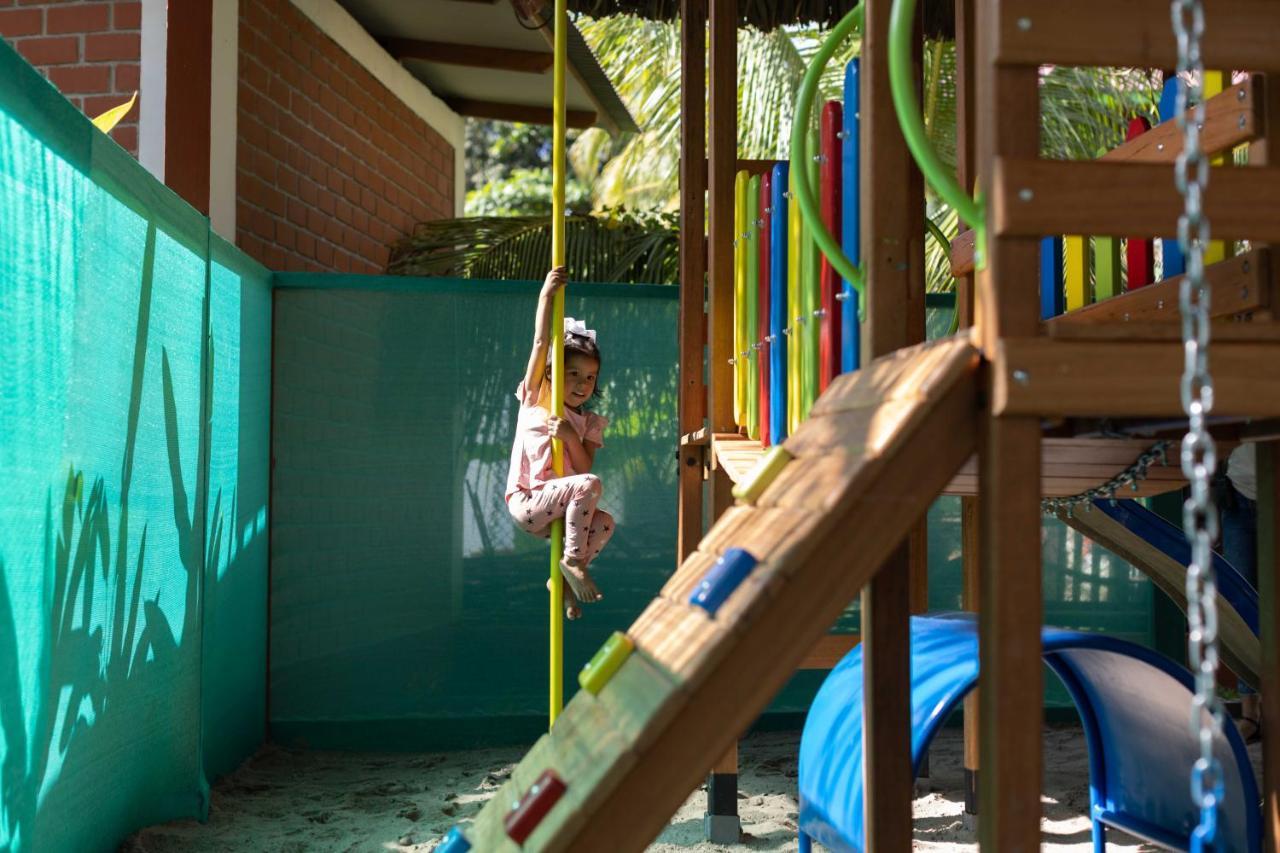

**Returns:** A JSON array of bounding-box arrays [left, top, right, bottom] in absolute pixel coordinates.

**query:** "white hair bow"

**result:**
[[564, 317, 596, 343], [547, 317, 597, 363]]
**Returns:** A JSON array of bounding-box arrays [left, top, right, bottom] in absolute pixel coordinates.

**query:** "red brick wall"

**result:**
[[237, 0, 455, 274], [0, 1, 141, 154]]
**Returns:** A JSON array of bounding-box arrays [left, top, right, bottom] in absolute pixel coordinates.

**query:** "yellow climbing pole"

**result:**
[[548, 0, 568, 729]]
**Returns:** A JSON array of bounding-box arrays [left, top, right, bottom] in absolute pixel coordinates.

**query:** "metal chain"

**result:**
[[1041, 442, 1171, 517], [1172, 2, 1223, 848]]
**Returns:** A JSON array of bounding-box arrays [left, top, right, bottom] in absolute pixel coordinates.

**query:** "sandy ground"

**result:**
[[123, 725, 1263, 852]]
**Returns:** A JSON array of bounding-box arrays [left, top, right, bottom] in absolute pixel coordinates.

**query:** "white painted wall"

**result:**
[[209, 0, 239, 240], [138, 0, 167, 180]]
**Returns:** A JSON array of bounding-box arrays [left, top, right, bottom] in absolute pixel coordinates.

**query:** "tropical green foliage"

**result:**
[[388, 209, 679, 283], [425, 19, 1164, 289], [464, 121, 593, 215]]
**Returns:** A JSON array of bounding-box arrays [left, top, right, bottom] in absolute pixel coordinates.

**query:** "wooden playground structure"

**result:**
[[456, 0, 1280, 849]]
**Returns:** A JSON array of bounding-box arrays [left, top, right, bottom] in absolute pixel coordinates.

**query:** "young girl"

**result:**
[[506, 266, 613, 619]]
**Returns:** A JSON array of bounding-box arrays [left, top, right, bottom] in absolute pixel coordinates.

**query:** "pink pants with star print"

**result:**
[[508, 474, 614, 566]]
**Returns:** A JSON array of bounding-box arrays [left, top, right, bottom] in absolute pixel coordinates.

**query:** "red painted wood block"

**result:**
[[819, 100, 842, 389], [1124, 116, 1155, 290], [503, 769, 567, 844]]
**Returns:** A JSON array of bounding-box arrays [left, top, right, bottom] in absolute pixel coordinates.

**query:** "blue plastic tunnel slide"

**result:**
[[798, 615, 1260, 853]]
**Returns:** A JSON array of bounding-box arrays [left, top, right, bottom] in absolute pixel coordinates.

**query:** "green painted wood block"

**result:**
[[732, 445, 794, 504], [578, 631, 634, 695]]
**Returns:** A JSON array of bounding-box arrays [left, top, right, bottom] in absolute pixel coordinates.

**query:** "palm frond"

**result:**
[[388, 211, 680, 284]]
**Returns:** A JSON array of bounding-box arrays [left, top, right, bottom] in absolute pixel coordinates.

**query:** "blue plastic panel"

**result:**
[[1040, 235, 1064, 319], [840, 58, 861, 373], [770, 163, 790, 442]]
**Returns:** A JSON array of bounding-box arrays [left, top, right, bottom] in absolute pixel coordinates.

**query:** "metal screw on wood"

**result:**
[[1157, 143, 1165, 151], [1239, 87, 1248, 101], [1243, 260, 1251, 273], [1239, 114, 1248, 130], [1018, 188, 1034, 202], [1016, 16, 1032, 30], [1242, 286, 1250, 299], [1157, 300, 1164, 310], [1012, 369, 1030, 385]]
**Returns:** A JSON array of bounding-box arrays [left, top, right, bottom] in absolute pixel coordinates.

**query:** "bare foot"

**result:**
[[559, 557, 602, 603], [546, 578, 582, 620]]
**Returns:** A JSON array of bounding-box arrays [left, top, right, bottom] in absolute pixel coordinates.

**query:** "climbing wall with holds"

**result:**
[[450, 336, 982, 851]]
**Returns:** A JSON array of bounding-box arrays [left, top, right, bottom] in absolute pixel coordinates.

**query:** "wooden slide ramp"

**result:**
[[464, 337, 981, 852], [1059, 503, 1261, 689]]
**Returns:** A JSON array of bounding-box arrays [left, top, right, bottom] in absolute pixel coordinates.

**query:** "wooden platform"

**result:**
[[465, 337, 982, 851], [710, 420, 1186, 499]]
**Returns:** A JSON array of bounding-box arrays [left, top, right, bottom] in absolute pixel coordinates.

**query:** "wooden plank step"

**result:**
[[808, 336, 977, 416], [993, 0, 1280, 73], [1045, 248, 1270, 330], [628, 597, 730, 682], [758, 450, 865, 512], [710, 433, 765, 485], [993, 159, 1280, 244], [696, 505, 816, 561], [945, 437, 1187, 498], [994, 338, 1280, 418]]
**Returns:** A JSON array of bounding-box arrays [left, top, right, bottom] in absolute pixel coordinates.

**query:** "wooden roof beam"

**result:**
[[441, 97, 596, 127], [383, 37, 553, 73]]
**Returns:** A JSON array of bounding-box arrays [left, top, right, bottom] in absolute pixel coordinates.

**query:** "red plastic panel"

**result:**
[[1124, 116, 1155, 290], [819, 100, 843, 389], [759, 169, 772, 446]]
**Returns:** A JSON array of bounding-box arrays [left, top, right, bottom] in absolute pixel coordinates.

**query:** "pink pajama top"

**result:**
[[505, 380, 608, 502]]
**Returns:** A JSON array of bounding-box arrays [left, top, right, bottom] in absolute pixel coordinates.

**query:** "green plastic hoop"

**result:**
[[888, 0, 986, 266], [789, 2, 865, 318]]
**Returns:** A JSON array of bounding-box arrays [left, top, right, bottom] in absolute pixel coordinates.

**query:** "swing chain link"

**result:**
[[1172, 1, 1224, 847]]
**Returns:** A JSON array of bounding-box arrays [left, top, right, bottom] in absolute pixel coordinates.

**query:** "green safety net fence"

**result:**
[[0, 38, 271, 853], [268, 283, 1155, 749]]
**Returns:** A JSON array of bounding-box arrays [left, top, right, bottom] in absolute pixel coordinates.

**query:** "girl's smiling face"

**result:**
[[560, 353, 599, 407]]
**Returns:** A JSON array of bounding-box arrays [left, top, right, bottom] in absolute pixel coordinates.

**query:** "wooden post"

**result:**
[[1259, 441, 1280, 851], [704, 0, 739, 841], [976, 0, 1043, 849], [859, 0, 924, 846], [678, 0, 708, 564], [707, 0, 736, 441], [955, 0, 981, 817], [165, 0, 213, 214], [1254, 79, 1280, 851]]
